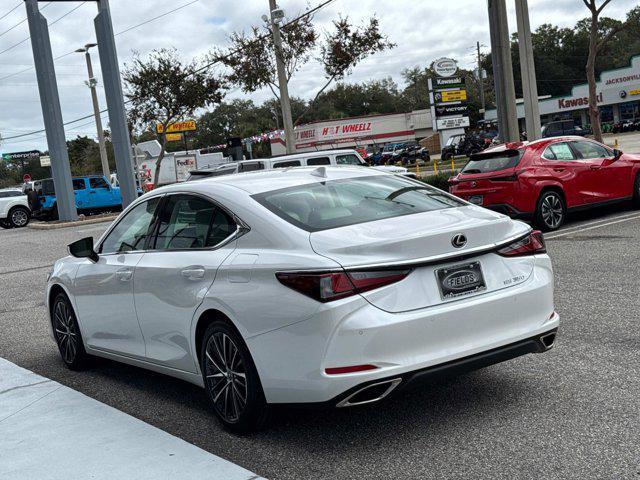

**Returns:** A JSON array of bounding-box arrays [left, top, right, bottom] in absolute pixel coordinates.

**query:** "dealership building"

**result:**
[[485, 55, 640, 127], [269, 109, 434, 156]]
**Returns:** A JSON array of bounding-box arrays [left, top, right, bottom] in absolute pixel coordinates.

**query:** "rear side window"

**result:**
[[306, 157, 330, 166], [273, 160, 301, 168], [462, 149, 523, 174], [543, 142, 575, 161], [72, 179, 86, 190], [253, 175, 463, 232]]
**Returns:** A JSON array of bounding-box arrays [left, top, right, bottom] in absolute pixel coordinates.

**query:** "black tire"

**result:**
[[200, 321, 268, 433], [8, 206, 30, 228], [51, 292, 90, 370], [442, 152, 453, 161], [0, 219, 13, 229], [534, 190, 566, 232], [633, 173, 640, 209], [48, 204, 59, 221]]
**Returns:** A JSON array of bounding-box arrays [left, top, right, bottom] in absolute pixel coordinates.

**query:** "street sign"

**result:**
[[435, 104, 469, 116], [40, 155, 51, 166], [1, 150, 40, 162], [436, 116, 470, 129], [433, 57, 458, 78], [165, 133, 183, 142], [156, 120, 196, 134], [23, 174, 32, 183], [436, 89, 468, 103], [434, 77, 465, 88]]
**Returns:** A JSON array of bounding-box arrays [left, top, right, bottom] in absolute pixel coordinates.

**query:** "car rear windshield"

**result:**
[[252, 175, 464, 232], [461, 149, 523, 174]]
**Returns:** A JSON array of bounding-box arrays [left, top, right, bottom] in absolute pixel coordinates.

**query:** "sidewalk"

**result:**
[[0, 358, 264, 480]]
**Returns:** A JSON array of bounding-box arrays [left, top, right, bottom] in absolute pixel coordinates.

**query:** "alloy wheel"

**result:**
[[541, 194, 563, 229], [11, 209, 28, 227], [204, 332, 248, 423], [53, 300, 78, 364]]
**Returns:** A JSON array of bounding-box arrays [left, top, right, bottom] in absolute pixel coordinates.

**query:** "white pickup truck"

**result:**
[[0, 188, 31, 228], [186, 149, 414, 181]]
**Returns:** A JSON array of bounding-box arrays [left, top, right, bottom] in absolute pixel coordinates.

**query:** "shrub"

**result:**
[[418, 172, 456, 192]]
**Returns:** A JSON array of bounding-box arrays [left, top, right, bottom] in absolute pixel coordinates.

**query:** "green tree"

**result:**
[[212, 13, 394, 126], [124, 48, 225, 186]]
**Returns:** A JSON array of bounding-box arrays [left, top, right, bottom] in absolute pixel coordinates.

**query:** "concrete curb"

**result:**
[[0, 358, 265, 480], [28, 214, 118, 230]]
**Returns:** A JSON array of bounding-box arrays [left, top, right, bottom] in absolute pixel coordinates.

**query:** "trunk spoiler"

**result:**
[[469, 149, 520, 161]]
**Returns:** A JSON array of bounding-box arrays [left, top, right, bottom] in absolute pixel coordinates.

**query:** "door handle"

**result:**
[[181, 266, 205, 280], [116, 268, 133, 282]]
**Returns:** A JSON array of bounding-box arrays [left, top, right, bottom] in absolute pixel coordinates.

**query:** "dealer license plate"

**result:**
[[435, 261, 486, 300]]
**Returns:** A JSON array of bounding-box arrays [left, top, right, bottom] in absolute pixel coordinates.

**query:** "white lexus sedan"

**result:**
[[46, 166, 559, 432]]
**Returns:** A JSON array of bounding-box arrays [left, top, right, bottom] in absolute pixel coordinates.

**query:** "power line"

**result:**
[[0, 2, 86, 57], [0, 0, 201, 82], [0, 0, 337, 142], [0, 2, 22, 22], [0, 2, 51, 39], [115, 0, 199, 37]]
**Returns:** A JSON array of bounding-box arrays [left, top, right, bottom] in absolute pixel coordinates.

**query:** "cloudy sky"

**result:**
[[0, 0, 636, 153]]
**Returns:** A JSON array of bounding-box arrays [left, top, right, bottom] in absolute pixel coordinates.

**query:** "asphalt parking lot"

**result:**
[[1, 205, 639, 479]]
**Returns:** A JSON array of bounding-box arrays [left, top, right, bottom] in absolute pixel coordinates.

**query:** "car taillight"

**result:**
[[497, 230, 546, 257], [275, 269, 411, 302]]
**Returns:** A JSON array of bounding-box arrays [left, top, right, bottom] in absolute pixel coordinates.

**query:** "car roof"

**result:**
[[177, 166, 387, 195]]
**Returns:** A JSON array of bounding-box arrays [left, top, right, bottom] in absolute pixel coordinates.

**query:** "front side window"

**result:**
[[571, 141, 611, 160], [253, 175, 464, 232], [89, 177, 109, 189], [153, 194, 236, 250], [336, 154, 364, 166], [306, 157, 330, 166], [100, 197, 160, 254], [543, 142, 575, 161]]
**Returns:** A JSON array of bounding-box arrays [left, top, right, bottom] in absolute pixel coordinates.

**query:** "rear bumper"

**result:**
[[296, 328, 558, 409], [249, 255, 558, 405], [483, 203, 533, 220]]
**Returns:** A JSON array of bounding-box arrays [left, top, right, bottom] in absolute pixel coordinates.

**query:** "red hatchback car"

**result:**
[[449, 136, 640, 231]]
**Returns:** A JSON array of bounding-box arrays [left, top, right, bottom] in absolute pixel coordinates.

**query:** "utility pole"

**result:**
[[95, 0, 137, 207], [24, 0, 77, 221], [477, 41, 486, 113], [515, 0, 541, 140], [76, 43, 110, 178], [267, 0, 296, 154], [487, 0, 519, 143]]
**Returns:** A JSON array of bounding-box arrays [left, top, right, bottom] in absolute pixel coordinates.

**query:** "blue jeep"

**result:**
[[35, 175, 139, 220]]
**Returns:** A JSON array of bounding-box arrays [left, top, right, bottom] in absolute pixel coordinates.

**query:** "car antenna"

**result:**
[[311, 166, 327, 178]]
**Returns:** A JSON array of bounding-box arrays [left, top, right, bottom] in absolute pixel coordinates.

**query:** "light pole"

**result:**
[[76, 43, 110, 178], [264, 1, 296, 154]]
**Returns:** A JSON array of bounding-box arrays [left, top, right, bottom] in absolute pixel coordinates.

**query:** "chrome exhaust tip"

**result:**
[[336, 378, 402, 408], [540, 332, 557, 350]]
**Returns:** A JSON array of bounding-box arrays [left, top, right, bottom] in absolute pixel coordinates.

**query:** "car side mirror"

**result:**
[[68, 237, 99, 263], [613, 148, 623, 161]]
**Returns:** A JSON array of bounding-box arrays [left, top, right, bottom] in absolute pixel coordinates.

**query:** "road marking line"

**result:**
[[0, 358, 264, 480], [547, 211, 640, 237], [547, 214, 640, 239]]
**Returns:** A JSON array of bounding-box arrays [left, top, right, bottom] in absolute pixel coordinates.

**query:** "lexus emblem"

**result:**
[[451, 234, 467, 248]]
